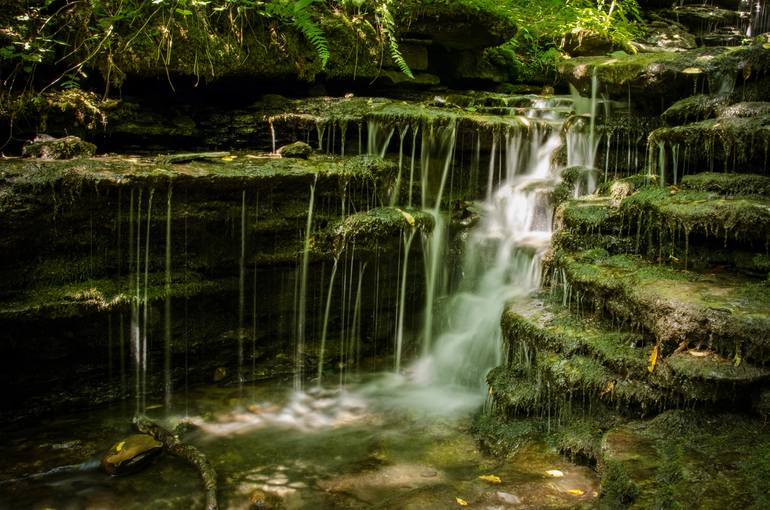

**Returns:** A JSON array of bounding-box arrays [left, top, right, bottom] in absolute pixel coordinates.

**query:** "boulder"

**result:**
[[22, 135, 96, 159], [277, 141, 312, 159], [101, 434, 163, 475], [562, 28, 616, 57]]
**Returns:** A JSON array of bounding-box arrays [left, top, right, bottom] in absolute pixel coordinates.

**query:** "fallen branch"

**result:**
[[134, 416, 218, 510]]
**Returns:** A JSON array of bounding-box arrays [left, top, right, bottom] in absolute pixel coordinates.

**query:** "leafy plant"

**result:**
[[374, 0, 413, 79]]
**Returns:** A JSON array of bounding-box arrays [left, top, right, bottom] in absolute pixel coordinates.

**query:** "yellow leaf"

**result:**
[[600, 380, 615, 397], [681, 67, 703, 74], [546, 469, 564, 477], [648, 344, 660, 373], [566, 489, 585, 496], [397, 208, 416, 226], [145, 404, 163, 410], [764, 43, 770, 49], [115, 441, 125, 452], [455, 497, 469, 506], [743, 65, 752, 81], [734, 352, 742, 367], [222, 155, 235, 161], [479, 474, 502, 484]]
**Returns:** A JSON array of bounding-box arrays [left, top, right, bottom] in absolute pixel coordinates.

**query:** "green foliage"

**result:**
[[268, 0, 330, 68], [374, 0, 414, 79]]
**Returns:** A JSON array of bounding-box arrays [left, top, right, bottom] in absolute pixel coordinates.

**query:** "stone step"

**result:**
[[555, 179, 770, 269], [649, 113, 770, 176], [0, 272, 237, 321], [551, 248, 770, 362], [679, 171, 770, 197], [498, 298, 768, 413], [558, 43, 770, 110]]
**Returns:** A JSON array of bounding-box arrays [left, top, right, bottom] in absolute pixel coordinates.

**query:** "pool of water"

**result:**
[[0, 373, 598, 509]]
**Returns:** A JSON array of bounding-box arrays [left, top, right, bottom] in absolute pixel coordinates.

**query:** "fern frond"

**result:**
[[376, 1, 413, 79], [291, 0, 329, 68]]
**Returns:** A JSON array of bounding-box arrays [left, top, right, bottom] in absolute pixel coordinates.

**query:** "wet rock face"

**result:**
[[22, 136, 96, 160], [101, 434, 162, 475]]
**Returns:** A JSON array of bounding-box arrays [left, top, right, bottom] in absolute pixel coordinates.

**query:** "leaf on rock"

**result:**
[[455, 497, 469, 506], [648, 343, 660, 373], [479, 474, 502, 484], [397, 208, 416, 226]]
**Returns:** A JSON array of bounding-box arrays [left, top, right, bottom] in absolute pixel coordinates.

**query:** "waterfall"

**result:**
[[294, 177, 317, 391], [415, 118, 563, 391]]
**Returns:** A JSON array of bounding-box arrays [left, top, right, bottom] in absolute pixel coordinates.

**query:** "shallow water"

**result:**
[[0, 374, 598, 509]]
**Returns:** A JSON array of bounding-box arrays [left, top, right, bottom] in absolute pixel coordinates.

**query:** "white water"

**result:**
[[413, 115, 564, 397]]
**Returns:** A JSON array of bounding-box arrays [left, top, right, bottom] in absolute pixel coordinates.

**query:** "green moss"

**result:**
[[620, 186, 770, 244], [661, 94, 729, 126], [649, 114, 770, 173], [552, 248, 770, 362], [559, 51, 680, 87], [600, 410, 770, 510], [503, 298, 649, 378], [680, 172, 770, 198], [557, 196, 613, 230], [0, 272, 233, 320], [325, 206, 435, 255]]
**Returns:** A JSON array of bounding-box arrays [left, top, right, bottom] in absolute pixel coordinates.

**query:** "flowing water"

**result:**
[[0, 93, 602, 509]]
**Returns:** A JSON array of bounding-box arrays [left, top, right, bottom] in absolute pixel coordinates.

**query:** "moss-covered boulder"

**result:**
[[22, 136, 97, 160]]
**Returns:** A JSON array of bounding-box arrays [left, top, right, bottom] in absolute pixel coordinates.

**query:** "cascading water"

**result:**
[[414, 107, 567, 396]]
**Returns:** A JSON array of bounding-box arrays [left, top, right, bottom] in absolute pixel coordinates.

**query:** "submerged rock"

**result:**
[[22, 136, 96, 160], [277, 141, 313, 159], [101, 434, 162, 475]]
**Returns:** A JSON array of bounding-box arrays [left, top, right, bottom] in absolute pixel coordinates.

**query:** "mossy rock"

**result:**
[[661, 94, 729, 126], [618, 186, 770, 246], [326, 207, 435, 255], [680, 172, 770, 197], [552, 248, 770, 363], [559, 43, 770, 107], [101, 434, 162, 476], [22, 136, 97, 160], [649, 114, 770, 175], [502, 298, 650, 379], [598, 410, 770, 509]]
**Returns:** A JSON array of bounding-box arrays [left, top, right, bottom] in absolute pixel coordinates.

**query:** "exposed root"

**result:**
[[134, 416, 218, 510]]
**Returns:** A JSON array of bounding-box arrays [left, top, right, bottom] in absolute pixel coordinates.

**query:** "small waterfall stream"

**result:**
[[414, 104, 573, 398]]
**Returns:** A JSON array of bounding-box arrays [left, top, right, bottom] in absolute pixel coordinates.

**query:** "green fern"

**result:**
[[375, 1, 413, 79], [291, 0, 330, 68]]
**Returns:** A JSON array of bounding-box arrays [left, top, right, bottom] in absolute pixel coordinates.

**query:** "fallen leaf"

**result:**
[[600, 380, 615, 397], [455, 497, 469, 506], [648, 343, 660, 373], [681, 67, 703, 74], [397, 208, 416, 226], [734, 352, 742, 367], [545, 469, 564, 477], [479, 474, 502, 484], [687, 349, 709, 357], [116, 441, 125, 452], [222, 155, 235, 161], [566, 489, 585, 496], [145, 404, 163, 410]]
